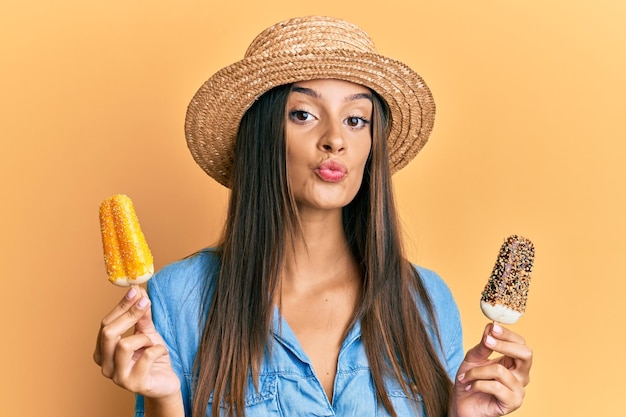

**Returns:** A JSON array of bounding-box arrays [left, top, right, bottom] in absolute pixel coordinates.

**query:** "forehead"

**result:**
[[289, 79, 372, 98]]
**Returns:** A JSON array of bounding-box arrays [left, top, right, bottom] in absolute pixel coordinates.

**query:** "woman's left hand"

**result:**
[[449, 322, 532, 417]]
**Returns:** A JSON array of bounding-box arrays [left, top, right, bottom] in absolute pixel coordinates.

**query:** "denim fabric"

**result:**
[[134, 248, 464, 416]]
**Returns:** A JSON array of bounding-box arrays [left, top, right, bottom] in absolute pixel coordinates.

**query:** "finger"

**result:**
[[101, 285, 142, 327], [462, 362, 521, 389], [94, 286, 141, 365], [100, 295, 152, 376], [127, 344, 170, 393], [467, 364, 526, 415], [470, 378, 525, 415], [111, 333, 155, 384], [491, 322, 526, 345], [460, 361, 525, 411], [488, 324, 533, 385], [133, 287, 158, 334]]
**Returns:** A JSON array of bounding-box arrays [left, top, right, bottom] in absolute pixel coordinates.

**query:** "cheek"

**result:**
[[285, 132, 310, 166], [286, 147, 304, 173], [285, 147, 311, 189], [351, 145, 371, 187], [356, 140, 372, 170]]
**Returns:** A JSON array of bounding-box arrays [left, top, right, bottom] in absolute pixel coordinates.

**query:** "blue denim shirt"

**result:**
[[134, 248, 464, 416]]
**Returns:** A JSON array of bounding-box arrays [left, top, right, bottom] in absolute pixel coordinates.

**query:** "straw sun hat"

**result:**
[[185, 15, 435, 188]]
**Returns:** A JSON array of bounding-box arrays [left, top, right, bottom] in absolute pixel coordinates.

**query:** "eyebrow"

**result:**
[[290, 86, 373, 103]]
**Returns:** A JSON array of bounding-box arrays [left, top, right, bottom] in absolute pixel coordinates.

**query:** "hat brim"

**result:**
[[185, 50, 435, 188]]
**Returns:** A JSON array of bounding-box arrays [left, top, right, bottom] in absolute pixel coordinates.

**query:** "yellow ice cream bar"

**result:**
[[99, 194, 154, 286]]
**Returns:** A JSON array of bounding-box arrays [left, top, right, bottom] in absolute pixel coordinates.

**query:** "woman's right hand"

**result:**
[[93, 285, 182, 404]]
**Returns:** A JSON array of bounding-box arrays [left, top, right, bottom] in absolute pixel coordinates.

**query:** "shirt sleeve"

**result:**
[[133, 394, 145, 417], [414, 266, 465, 380]]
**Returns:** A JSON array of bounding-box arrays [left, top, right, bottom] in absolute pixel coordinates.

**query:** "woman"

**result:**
[[94, 16, 532, 417]]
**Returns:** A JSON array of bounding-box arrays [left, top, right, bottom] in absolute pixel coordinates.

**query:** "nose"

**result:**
[[318, 120, 345, 153]]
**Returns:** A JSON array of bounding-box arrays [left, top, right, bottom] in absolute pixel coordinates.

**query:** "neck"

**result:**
[[281, 207, 356, 292]]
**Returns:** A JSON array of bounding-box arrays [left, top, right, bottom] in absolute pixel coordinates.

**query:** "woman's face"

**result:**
[[285, 79, 373, 214]]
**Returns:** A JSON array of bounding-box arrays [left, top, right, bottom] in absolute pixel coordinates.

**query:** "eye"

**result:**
[[345, 116, 370, 128], [289, 110, 314, 123]]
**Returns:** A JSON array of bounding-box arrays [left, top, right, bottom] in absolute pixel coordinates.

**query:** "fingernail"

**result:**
[[492, 323, 503, 335], [137, 297, 149, 309], [126, 287, 137, 300], [457, 373, 465, 382], [486, 335, 497, 347], [465, 384, 472, 392]]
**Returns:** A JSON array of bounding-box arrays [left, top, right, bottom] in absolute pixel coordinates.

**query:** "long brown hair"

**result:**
[[192, 83, 451, 417]]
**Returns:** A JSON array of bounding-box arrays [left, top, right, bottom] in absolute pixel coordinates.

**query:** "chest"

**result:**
[[201, 332, 425, 417], [279, 292, 356, 401]]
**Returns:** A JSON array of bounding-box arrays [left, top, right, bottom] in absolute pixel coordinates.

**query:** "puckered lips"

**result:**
[[315, 159, 347, 182]]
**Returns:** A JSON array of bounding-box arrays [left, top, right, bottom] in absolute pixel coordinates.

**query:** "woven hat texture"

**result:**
[[185, 15, 435, 187]]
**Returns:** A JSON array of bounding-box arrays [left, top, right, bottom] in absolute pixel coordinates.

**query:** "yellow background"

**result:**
[[2, 1, 624, 416]]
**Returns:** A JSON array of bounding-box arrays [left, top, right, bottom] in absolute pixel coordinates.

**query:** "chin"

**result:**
[[303, 194, 357, 211]]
